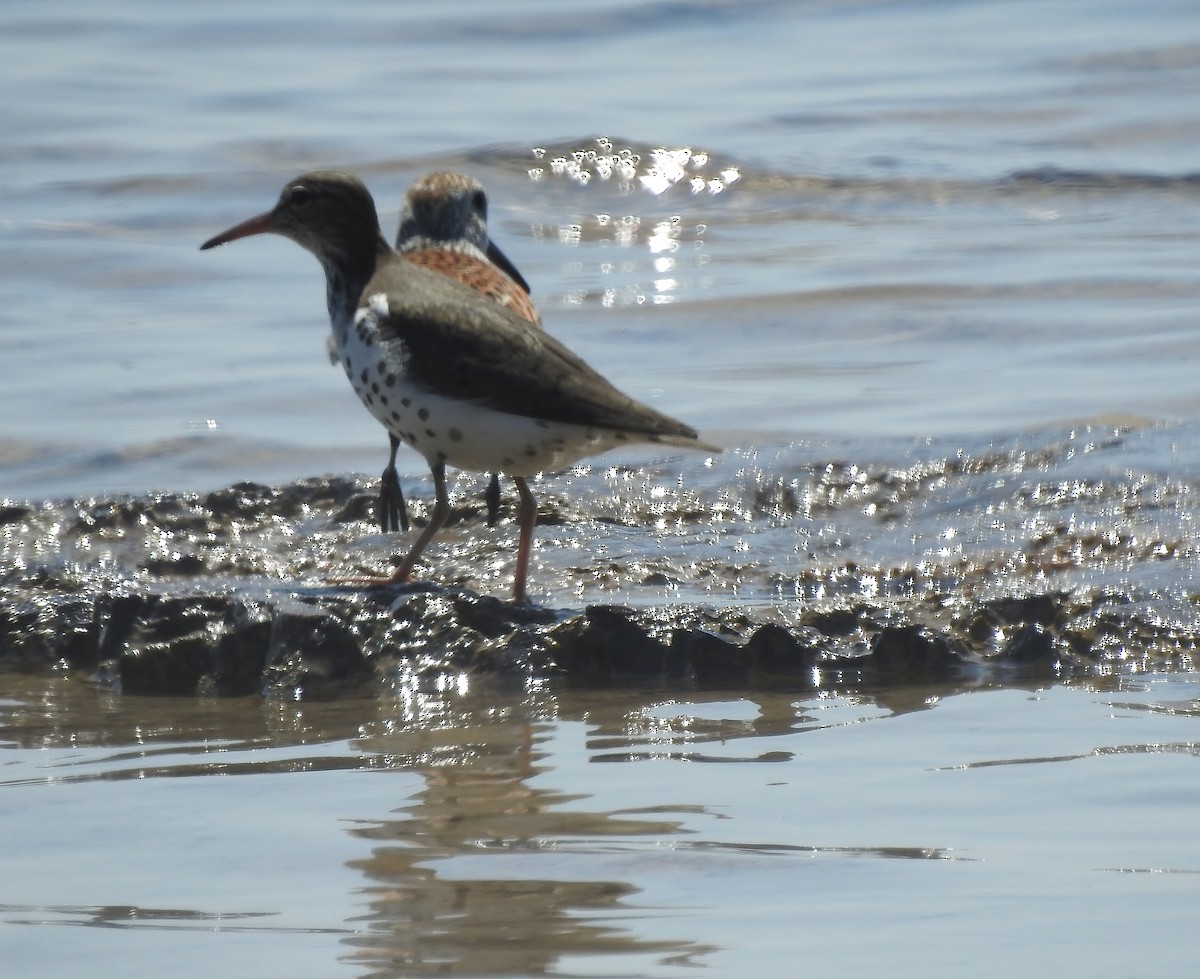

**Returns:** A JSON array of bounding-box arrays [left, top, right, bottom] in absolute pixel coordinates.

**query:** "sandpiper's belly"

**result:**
[[332, 321, 633, 477]]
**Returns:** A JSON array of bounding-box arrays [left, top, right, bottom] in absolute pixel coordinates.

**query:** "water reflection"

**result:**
[[335, 681, 986, 972], [3, 672, 1198, 976], [344, 694, 714, 974], [0, 902, 280, 931]]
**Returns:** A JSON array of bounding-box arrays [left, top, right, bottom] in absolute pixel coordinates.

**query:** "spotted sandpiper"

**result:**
[[201, 170, 717, 603], [337, 171, 540, 534]]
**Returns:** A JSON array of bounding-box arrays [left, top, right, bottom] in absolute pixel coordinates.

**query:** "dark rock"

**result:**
[[261, 603, 370, 695], [549, 606, 680, 679], [203, 481, 276, 518], [1001, 623, 1057, 665], [868, 625, 961, 678], [97, 593, 151, 663], [451, 590, 558, 638], [0, 598, 42, 668], [122, 631, 211, 696], [117, 594, 235, 696], [800, 606, 862, 636], [143, 553, 207, 576], [982, 594, 1065, 628], [75, 497, 147, 532], [0, 505, 31, 527], [45, 594, 102, 668], [674, 628, 750, 684], [330, 492, 382, 525], [746, 623, 820, 674], [212, 600, 274, 697], [273, 475, 361, 516]]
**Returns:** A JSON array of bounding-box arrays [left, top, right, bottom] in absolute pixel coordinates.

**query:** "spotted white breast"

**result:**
[[331, 294, 634, 478]]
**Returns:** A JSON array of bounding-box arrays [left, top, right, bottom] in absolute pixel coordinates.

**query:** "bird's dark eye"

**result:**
[[471, 189, 487, 216], [287, 185, 313, 206]]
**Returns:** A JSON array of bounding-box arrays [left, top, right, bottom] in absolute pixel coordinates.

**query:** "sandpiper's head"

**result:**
[[200, 170, 384, 265], [396, 171, 530, 294], [396, 171, 490, 250]]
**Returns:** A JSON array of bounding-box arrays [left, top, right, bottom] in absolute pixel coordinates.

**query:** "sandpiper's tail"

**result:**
[[650, 431, 722, 454]]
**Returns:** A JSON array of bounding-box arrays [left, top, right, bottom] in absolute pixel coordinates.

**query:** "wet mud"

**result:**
[[2, 425, 1197, 697]]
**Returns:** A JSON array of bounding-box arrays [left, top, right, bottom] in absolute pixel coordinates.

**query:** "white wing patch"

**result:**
[[366, 292, 390, 320]]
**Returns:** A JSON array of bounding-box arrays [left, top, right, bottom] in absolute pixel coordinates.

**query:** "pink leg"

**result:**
[[386, 460, 450, 584], [511, 476, 537, 604]]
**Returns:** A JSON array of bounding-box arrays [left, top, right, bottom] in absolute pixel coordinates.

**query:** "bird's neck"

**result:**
[[320, 234, 391, 325], [398, 236, 487, 261]]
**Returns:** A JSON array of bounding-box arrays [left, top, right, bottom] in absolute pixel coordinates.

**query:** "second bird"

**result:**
[[201, 170, 717, 603], [349, 171, 540, 533]]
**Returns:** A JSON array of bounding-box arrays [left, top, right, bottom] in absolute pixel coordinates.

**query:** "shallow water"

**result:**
[[3, 0, 1200, 976], [4, 672, 1200, 978], [3, 0, 1199, 499]]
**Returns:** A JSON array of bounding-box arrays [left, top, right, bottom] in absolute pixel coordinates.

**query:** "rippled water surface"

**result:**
[[3, 0, 1200, 975], [5, 674, 1200, 978], [3, 0, 1199, 498]]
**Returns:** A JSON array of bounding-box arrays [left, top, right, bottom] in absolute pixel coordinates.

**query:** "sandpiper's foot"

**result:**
[[378, 461, 409, 533], [485, 473, 502, 528]]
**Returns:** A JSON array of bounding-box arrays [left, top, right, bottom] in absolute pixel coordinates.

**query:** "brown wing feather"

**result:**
[[406, 248, 541, 326], [367, 260, 699, 441]]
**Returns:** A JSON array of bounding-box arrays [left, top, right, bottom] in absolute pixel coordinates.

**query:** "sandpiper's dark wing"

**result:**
[[364, 260, 710, 446]]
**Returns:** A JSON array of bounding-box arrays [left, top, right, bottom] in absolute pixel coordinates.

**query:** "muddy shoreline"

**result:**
[[2, 468, 1195, 697]]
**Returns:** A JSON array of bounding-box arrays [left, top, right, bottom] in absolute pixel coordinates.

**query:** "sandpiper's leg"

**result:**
[[387, 460, 451, 584], [511, 476, 537, 604], [379, 435, 409, 533], [485, 473, 502, 527]]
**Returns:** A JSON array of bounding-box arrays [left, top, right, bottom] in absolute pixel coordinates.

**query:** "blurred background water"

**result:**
[[2, 1, 1200, 977], [2, 0, 1198, 499]]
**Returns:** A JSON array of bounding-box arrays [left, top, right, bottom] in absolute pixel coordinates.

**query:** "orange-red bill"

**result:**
[[199, 210, 276, 251]]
